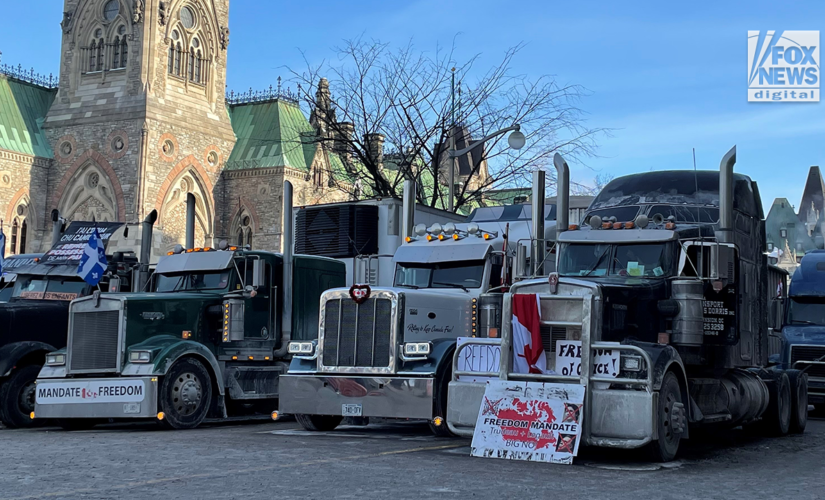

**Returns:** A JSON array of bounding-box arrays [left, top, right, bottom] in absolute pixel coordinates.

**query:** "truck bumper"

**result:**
[[809, 379, 825, 405], [447, 380, 656, 449], [34, 377, 158, 419], [279, 375, 434, 419]]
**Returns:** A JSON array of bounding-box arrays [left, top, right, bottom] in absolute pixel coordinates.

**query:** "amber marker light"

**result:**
[[405, 236, 413, 243], [568, 224, 579, 230], [624, 222, 635, 229], [612, 222, 622, 230], [452, 233, 460, 240], [602, 222, 611, 229], [157, 412, 165, 421], [433, 416, 444, 426], [271, 411, 280, 421], [232, 356, 238, 360], [30, 412, 35, 420], [438, 234, 445, 241], [426, 234, 434, 242], [182, 330, 192, 339], [665, 222, 676, 230]]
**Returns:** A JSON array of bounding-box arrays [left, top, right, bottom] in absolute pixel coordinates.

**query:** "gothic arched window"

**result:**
[[246, 228, 252, 248], [113, 37, 121, 68], [10, 220, 18, 255], [194, 50, 202, 83], [120, 37, 128, 67], [19, 220, 27, 254], [174, 42, 182, 76], [236, 228, 244, 247], [188, 48, 195, 81], [89, 40, 97, 72], [97, 38, 105, 71]]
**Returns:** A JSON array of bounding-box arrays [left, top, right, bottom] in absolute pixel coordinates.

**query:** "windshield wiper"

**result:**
[[433, 282, 468, 292], [583, 247, 611, 277], [395, 284, 420, 289], [791, 319, 818, 325]]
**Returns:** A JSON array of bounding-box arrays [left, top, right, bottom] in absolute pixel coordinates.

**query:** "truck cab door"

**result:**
[[243, 258, 273, 340]]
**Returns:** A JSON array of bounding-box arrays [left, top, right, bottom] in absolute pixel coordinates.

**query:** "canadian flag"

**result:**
[[512, 294, 546, 374]]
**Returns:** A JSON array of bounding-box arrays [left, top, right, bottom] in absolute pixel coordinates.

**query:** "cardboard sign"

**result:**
[[471, 380, 585, 464], [42, 222, 124, 265], [554, 340, 620, 378], [456, 337, 501, 382]]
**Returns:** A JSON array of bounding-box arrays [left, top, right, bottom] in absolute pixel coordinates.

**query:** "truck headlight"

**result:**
[[129, 350, 153, 363], [403, 342, 431, 356], [288, 342, 315, 355], [620, 354, 642, 372], [46, 354, 66, 366]]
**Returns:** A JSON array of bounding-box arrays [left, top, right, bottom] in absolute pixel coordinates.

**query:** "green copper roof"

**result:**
[[226, 99, 318, 171], [0, 75, 56, 158]]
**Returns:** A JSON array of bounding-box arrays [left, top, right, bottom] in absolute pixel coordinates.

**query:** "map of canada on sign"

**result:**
[[490, 398, 557, 450]]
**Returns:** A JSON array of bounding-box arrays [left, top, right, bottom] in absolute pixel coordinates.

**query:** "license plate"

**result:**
[[342, 403, 362, 417], [123, 403, 141, 414]]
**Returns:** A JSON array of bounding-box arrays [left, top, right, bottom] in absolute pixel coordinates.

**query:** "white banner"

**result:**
[[554, 340, 620, 378], [456, 337, 501, 382], [471, 380, 585, 464], [36, 379, 146, 405]]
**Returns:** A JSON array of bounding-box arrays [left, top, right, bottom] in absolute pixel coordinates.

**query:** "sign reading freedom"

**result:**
[[471, 380, 585, 465]]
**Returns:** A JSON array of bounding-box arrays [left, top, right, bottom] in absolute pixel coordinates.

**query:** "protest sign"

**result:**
[[42, 222, 124, 265], [456, 337, 501, 382], [471, 380, 585, 464], [554, 340, 620, 378]]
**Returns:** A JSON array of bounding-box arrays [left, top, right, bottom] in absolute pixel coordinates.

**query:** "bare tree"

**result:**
[[290, 37, 603, 212], [571, 173, 614, 196]]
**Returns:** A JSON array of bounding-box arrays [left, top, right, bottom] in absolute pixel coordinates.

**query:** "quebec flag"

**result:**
[[77, 227, 107, 286]]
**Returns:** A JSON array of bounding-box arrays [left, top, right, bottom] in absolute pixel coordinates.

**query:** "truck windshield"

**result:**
[[559, 243, 672, 278], [787, 297, 825, 325], [155, 271, 231, 292], [11, 275, 88, 300], [394, 261, 485, 289]]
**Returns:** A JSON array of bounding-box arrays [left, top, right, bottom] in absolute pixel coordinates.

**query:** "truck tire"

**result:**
[[786, 369, 808, 434], [648, 371, 684, 462], [0, 365, 41, 429], [429, 365, 456, 437], [158, 358, 212, 430], [762, 371, 792, 436], [57, 419, 100, 431], [296, 414, 343, 431]]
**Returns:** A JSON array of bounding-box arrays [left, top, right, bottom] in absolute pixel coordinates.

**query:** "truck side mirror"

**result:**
[[771, 298, 784, 331], [252, 259, 265, 288]]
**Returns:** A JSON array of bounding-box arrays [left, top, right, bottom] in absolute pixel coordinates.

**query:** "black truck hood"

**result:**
[[0, 300, 72, 350]]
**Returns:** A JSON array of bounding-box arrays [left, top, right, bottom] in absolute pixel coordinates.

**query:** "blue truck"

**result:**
[[779, 250, 825, 413]]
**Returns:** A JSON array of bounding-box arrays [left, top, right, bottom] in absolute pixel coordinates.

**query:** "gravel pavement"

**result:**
[[1, 416, 824, 500]]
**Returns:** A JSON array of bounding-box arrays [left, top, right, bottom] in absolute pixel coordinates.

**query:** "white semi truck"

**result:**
[[278, 176, 562, 435]]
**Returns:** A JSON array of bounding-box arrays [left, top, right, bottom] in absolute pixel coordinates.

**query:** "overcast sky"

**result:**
[[2, 0, 823, 212]]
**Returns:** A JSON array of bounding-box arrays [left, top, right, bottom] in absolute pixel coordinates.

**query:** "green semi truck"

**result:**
[[34, 182, 345, 429]]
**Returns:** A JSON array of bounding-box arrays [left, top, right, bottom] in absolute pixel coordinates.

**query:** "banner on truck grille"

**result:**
[[456, 337, 501, 382], [554, 340, 620, 378], [471, 380, 585, 465], [36, 380, 145, 405], [42, 222, 124, 265]]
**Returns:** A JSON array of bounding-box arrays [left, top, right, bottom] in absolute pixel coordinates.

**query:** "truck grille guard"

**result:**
[[450, 291, 654, 444], [791, 345, 825, 386], [66, 297, 125, 375]]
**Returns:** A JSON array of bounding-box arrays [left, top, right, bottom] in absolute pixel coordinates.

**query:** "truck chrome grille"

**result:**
[[70, 310, 120, 372], [322, 297, 393, 368], [791, 345, 825, 378]]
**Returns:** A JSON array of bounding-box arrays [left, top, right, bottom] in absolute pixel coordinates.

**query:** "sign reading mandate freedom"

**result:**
[[471, 381, 585, 465]]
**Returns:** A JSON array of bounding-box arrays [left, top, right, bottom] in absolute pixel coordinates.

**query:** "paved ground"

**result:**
[[1, 416, 824, 500]]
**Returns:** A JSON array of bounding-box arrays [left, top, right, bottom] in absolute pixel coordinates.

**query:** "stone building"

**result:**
[[765, 166, 825, 272], [0, 0, 349, 256]]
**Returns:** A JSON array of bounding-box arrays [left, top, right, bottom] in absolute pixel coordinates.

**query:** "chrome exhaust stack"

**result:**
[[402, 179, 416, 241], [136, 209, 158, 292], [717, 146, 736, 245], [185, 193, 196, 249], [553, 153, 570, 241], [50, 209, 63, 247], [275, 180, 294, 357], [531, 170, 546, 276]]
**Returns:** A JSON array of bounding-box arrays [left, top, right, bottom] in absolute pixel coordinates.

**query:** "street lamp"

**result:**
[[447, 124, 524, 212]]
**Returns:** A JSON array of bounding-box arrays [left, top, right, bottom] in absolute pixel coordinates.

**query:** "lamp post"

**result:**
[[447, 124, 525, 212]]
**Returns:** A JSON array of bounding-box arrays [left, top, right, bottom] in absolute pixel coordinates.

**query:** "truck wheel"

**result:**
[[429, 368, 456, 437], [159, 358, 212, 430], [648, 371, 684, 462], [762, 371, 792, 436], [0, 365, 41, 429], [296, 414, 343, 431], [786, 369, 808, 434], [57, 419, 100, 431]]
